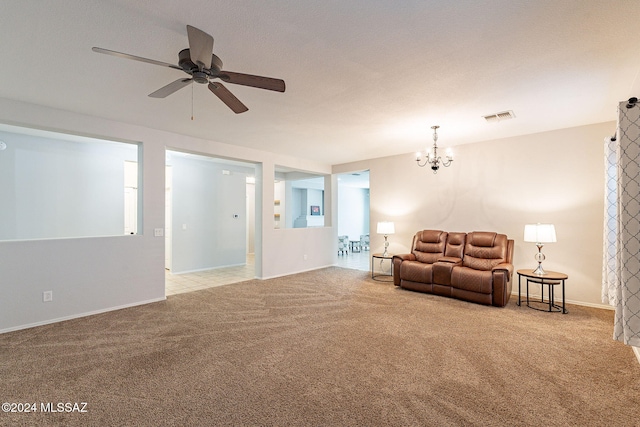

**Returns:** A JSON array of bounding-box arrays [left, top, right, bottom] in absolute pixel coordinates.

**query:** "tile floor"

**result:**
[[335, 248, 371, 272], [165, 249, 373, 296], [165, 254, 256, 296]]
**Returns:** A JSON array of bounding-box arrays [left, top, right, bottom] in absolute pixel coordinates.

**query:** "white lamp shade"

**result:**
[[377, 221, 395, 235], [524, 223, 557, 243]]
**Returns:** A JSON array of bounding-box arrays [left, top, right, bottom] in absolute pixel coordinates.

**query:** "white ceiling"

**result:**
[[1, 1, 639, 165]]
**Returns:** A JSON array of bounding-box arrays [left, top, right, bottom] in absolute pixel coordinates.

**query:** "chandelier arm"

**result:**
[[416, 158, 431, 167]]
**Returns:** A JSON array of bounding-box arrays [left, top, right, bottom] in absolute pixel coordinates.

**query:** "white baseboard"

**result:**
[[260, 264, 335, 280], [170, 263, 246, 275], [563, 298, 614, 310], [511, 291, 614, 310], [0, 297, 166, 334], [634, 346, 640, 365]]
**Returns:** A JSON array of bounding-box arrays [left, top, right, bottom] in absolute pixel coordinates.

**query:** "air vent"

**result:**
[[483, 110, 515, 123]]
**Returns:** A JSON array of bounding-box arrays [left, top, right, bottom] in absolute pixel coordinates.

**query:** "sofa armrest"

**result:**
[[393, 254, 415, 262], [392, 254, 415, 286], [492, 263, 514, 307], [433, 258, 462, 286], [437, 256, 462, 264], [492, 263, 513, 281]]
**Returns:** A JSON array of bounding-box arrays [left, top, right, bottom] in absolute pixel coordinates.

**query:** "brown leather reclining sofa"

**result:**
[[392, 230, 514, 307]]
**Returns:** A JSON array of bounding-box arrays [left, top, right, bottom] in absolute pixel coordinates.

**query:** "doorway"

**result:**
[[164, 150, 257, 295], [336, 170, 370, 271]]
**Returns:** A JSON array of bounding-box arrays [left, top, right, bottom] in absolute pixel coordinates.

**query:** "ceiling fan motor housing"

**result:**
[[178, 49, 223, 83]]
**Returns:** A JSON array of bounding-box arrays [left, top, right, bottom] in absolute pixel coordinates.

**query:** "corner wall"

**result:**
[[334, 122, 613, 307]]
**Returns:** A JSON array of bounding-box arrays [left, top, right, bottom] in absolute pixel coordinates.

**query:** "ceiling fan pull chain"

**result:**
[[191, 82, 194, 121]]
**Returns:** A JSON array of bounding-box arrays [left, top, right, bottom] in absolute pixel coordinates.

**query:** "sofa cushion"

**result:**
[[469, 231, 497, 247], [462, 232, 508, 271], [451, 267, 493, 294], [401, 260, 435, 283], [412, 230, 447, 264], [444, 232, 466, 258]]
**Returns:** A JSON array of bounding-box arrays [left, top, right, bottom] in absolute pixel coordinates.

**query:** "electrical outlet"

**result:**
[[154, 228, 164, 237], [43, 291, 53, 302]]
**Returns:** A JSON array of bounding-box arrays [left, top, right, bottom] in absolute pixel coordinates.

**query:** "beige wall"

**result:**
[[334, 121, 614, 308]]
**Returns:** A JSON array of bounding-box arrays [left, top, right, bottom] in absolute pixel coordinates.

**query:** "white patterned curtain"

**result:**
[[602, 135, 618, 304], [602, 101, 640, 347]]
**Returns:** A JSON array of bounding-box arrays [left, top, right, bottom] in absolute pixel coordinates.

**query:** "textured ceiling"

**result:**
[[1, 1, 639, 165]]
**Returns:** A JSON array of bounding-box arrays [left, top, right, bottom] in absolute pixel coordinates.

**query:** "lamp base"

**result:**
[[532, 263, 546, 275], [382, 235, 389, 257], [532, 244, 547, 275]]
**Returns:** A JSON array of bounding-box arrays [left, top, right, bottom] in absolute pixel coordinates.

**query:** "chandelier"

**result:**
[[415, 125, 453, 173]]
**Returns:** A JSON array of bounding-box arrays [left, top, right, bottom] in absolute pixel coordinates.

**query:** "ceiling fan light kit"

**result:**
[[92, 25, 285, 114]]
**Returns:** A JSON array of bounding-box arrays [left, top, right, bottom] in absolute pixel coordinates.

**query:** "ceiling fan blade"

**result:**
[[208, 82, 248, 114], [92, 47, 182, 71], [187, 25, 214, 70], [149, 78, 192, 98], [219, 71, 286, 92]]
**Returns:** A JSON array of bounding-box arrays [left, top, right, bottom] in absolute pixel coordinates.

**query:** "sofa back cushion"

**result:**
[[444, 232, 466, 259], [462, 231, 508, 271], [412, 230, 448, 264]]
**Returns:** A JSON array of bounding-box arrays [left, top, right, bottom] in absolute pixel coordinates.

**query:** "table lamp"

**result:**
[[377, 221, 395, 257], [524, 223, 556, 275]]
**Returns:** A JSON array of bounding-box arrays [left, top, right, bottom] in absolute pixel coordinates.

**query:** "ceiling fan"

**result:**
[[92, 25, 285, 114]]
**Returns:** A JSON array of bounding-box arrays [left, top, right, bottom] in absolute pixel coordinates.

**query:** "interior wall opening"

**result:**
[[165, 150, 257, 295], [336, 170, 370, 271], [0, 123, 140, 241], [274, 166, 328, 229]]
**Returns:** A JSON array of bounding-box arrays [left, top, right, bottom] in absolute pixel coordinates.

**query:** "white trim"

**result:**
[[169, 262, 247, 275], [0, 297, 166, 334], [633, 346, 640, 365], [563, 298, 614, 311], [261, 264, 335, 280], [511, 291, 614, 311]]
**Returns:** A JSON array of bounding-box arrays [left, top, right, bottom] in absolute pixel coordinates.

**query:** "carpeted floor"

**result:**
[[1, 267, 639, 426]]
